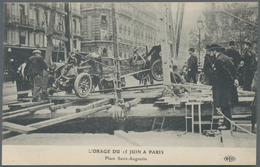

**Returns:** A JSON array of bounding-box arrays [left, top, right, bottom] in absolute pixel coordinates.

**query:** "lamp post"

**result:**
[[197, 17, 204, 67]]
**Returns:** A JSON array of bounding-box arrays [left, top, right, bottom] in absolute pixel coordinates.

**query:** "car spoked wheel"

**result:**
[[74, 73, 92, 98], [151, 59, 163, 81]]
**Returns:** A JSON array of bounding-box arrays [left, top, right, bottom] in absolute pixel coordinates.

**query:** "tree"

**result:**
[[203, 2, 258, 52]]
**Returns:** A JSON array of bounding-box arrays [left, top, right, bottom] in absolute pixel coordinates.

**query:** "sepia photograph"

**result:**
[[2, 1, 258, 165]]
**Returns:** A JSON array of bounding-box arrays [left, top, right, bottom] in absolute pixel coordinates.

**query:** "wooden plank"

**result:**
[[49, 100, 77, 111], [221, 130, 236, 147], [3, 122, 37, 134], [76, 99, 109, 113], [3, 112, 31, 120], [2, 103, 54, 119], [27, 104, 112, 129], [114, 130, 141, 146], [8, 100, 49, 108]]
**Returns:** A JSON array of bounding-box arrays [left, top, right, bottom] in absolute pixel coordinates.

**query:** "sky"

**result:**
[[171, 2, 206, 67]]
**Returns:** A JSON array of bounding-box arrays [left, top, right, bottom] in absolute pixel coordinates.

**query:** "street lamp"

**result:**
[[197, 16, 204, 67]]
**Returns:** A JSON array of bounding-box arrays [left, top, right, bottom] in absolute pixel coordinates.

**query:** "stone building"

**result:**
[[3, 2, 81, 81], [80, 3, 160, 65]]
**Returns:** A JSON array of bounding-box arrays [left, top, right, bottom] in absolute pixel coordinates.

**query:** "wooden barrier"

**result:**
[[3, 103, 55, 120], [76, 99, 110, 113]]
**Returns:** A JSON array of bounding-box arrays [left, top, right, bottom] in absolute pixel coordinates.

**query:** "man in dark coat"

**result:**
[[251, 71, 257, 133], [24, 50, 48, 102], [225, 41, 241, 68], [203, 45, 216, 85], [241, 40, 257, 91], [210, 44, 239, 130], [186, 48, 198, 83]]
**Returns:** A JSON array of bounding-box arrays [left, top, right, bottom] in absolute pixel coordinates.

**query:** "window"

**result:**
[[34, 33, 39, 46], [73, 19, 77, 34], [44, 11, 48, 28], [4, 29, 7, 43], [19, 4, 25, 25], [104, 61, 108, 65], [19, 31, 26, 45], [101, 15, 107, 24], [73, 40, 77, 49], [102, 48, 108, 57], [35, 9, 40, 26], [119, 23, 122, 33]]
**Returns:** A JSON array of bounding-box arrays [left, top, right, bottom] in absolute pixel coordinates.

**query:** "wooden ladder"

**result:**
[[151, 117, 165, 131]]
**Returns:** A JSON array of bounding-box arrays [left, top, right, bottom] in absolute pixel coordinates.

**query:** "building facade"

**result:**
[[3, 2, 81, 81], [80, 3, 160, 65]]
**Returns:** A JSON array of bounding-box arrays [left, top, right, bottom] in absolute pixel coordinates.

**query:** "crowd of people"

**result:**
[[178, 40, 257, 132]]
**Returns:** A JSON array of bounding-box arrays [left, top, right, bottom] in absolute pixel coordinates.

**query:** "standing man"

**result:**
[[240, 40, 257, 91], [210, 44, 239, 130], [24, 50, 48, 102], [186, 48, 198, 83], [225, 41, 241, 68], [203, 45, 215, 85], [251, 71, 257, 133]]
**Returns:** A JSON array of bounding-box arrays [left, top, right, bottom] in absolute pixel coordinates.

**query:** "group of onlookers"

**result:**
[[179, 40, 257, 132]]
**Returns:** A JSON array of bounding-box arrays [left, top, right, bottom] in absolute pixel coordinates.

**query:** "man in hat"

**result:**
[[210, 44, 239, 130], [202, 45, 216, 85], [24, 50, 48, 102], [186, 48, 198, 83], [240, 40, 257, 91], [225, 41, 241, 68]]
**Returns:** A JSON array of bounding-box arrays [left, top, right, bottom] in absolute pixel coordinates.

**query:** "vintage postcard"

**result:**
[[2, 1, 258, 165]]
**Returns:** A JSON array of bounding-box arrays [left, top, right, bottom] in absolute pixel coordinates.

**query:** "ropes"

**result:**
[[216, 107, 256, 136]]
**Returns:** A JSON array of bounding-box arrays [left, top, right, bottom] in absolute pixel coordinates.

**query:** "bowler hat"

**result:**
[[32, 50, 41, 54], [243, 40, 252, 47], [188, 48, 195, 52], [209, 44, 222, 51]]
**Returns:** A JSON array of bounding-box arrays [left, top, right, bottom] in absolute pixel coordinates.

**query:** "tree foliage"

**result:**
[[202, 2, 258, 52]]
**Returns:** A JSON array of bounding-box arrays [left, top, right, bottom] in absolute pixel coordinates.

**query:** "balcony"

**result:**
[[29, 19, 35, 26], [5, 14, 19, 23], [34, 3, 51, 9]]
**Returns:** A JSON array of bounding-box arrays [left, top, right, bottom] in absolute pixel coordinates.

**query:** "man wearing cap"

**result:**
[[225, 41, 241, 68], [24, 50, 48, 102], [203, 45, 215, 85], [240, 40, 257, 91], [210, 44, 239, 130], [186, 48, 198, 83]]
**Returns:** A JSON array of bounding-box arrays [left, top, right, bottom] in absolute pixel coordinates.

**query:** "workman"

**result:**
[[225, 41, 241, 69], [210, 44, 239, 130], [186, 48, 198, 83], [240, 40, 257, 91], [170, 59, 185, 84], [24, 50, 48, 102], [202, 45, 216, 85]]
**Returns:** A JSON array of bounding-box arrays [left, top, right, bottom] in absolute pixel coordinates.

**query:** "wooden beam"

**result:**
[[121, 98, 141, 109], [8, 100, 49, 109], [75, 99, 109, 113], [27, 104, 112, 129], [3, 103, 55, 119], [49, 100, 77, 111], [3, 122, 37, 134]]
